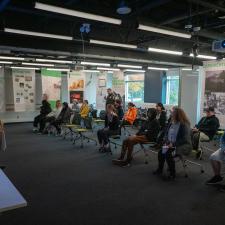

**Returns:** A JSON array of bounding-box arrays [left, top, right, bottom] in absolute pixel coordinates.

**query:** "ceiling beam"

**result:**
[[188, 0, 225, 13]]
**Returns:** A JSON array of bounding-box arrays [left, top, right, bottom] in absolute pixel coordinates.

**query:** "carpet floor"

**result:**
[[0, 123, 225, 225]]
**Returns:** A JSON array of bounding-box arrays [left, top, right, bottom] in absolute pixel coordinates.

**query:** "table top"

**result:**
[[0, 169, 27, 213]]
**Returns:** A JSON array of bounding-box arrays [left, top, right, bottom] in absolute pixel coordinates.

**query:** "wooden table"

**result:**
[[0, 169, 27, 213]]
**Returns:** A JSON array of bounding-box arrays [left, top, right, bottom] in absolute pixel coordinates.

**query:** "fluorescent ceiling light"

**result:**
[[46, 68, 70, 72], [97, 67, 120, 71], [90, 39, 136, 49], [0, 61, 13, 64], [138, 24, 191, 39], [5, 28, 73, 40], [148, 47, 183, 55], [81, 62, 110, 67], [36, 59, 73, 64], [0, 56, 24, 60], [148, 66, 168, 71], [22, 62, 54, 67], [11, 66, 40, 70], [181, 68, 192, 71], [118, 64, 142, 69], [190, 53, 216, 60], [124, 69, 145, 73], [83, 70, 99, 73], [35, 2, 121, 25]]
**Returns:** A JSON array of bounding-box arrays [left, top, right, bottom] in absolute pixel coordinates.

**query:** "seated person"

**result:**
[[33, 100, 52, 132], [206, 132, 225, 186], [155, 103, 167, 130], [112, 108, 160, 167], [39, 100, 62, 133], [80, 100, 90, 128], [51, 102, 72, 135], [97, 104, 120, 153], [192, 107, 220, 158], [115, 99, 124, 120], [121, 102, 137, 126], [153, 107, 192, 180], [71, 99, 80, 112]]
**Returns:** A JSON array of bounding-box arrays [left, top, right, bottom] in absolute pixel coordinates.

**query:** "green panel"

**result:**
[[49, 100, 56, 109], [41, 69, 61, 77]]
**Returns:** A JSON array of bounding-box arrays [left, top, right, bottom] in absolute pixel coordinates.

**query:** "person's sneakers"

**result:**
[[206, 175, 223, 185], [32, 128, 38, 132], [153, 169, 162, 175]]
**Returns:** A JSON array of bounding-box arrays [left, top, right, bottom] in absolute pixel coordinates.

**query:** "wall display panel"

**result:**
[[203, 60, 225, 128], [96, 72, 108, 110], [68, 71, 85, 103], [12, 69, 35, 112], [41, 69, 62, 108], [112, 71, 125, 102], [0, 68, 5, 112]]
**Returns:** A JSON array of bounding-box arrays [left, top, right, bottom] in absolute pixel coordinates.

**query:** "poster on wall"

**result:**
[[68, 71, 85, 103], [12, 69, 35, 112], [112, 71, 125, 98], [96, 72, 107, 110], [41, 69, 62, 108], [0, 68, 5, 112], [203, 60, 225, 127]]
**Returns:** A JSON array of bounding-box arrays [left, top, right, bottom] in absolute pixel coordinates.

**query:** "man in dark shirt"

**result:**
[[192, 107, 220, 158], [105, 88, 116, 106]]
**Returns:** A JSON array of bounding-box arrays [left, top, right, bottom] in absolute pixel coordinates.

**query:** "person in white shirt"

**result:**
[[39, 100, 62, 133]]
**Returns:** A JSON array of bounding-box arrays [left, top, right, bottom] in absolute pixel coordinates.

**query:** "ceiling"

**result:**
[[1, 0, 225, 68]]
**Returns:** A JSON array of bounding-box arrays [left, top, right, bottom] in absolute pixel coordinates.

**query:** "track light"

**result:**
[[36, 59, 73, 64], [118, 64, 142, 69], [83, 70, 100, 73], [81, 62, 110, 67], [46, 68, 70, 72], [97, 67, 120, 71], [181, 68, 192, 71], [35, 2, 121, 25], [0, 56, 24, 60], [124, 69, 145, 73], [90, 39, 137, 49], [138, 24, 191, 39], [11, 66, 40, 70], [0, 61, 13, 64], [22, 62, 54, 67], [190, 53, 216, 60], [5, 28, 73, 40], [148, 66, 168, 71], [148, 47, 183, 55]]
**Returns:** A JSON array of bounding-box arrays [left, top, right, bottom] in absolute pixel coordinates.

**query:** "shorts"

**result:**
[[210, 149, 225, 163]]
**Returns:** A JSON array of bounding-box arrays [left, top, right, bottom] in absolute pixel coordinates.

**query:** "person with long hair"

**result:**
[[79, 100, 90, 128], [112, 108, 160, 167], [115, 99, 124, 120], [153, 107, 192, 180], [97, 104, 120, 153], [155, 103, 167, 130]]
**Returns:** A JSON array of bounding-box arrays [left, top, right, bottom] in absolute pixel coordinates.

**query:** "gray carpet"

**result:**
[[0, 123, 225, 225]]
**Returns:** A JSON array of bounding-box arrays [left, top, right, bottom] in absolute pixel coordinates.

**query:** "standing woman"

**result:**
[[97, 104, 120, 153], [155, 103, 167, 130], [115, 100, 124, 120], [153, 107, 192, 180]]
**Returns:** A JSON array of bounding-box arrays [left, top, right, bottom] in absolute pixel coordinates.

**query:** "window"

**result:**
[[166, 76, 179, 105], [125, 74, 144, 103]]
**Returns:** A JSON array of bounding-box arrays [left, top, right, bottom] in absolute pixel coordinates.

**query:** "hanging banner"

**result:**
[[12, 69, 35, 112], [112, 71, 125, 98], [0, 68, 5, 112], [68, 71, 85, 103], [41, 69, 62, 108], [96, 72, 107, 110], [203, 60, 225, 127]]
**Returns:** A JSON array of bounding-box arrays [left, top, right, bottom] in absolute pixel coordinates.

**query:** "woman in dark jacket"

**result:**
[[156, 103, 167, 130], [33, 100, 52, 132], [153, 107, 192, 179], [97, 104, 120, 153], [112, 108, 160, 167], [52, 102, 72, 134]]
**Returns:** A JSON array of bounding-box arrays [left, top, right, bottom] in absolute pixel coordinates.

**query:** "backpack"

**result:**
[[99, 110, 106, 120]]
